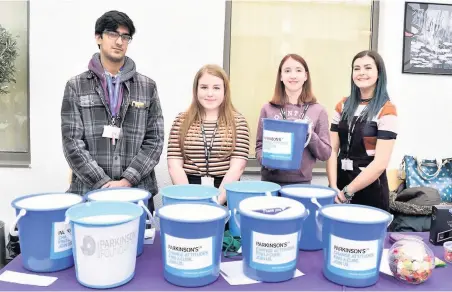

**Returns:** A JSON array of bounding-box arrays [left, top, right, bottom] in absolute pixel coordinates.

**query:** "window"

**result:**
[[224, 0, 379, 171], [0, 1, 30, 166]]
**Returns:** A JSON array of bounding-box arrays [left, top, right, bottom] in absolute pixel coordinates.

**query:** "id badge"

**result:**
[[102, 125, 121, 138], [341, 159, 354, 171], [201, 176, 214, 187]]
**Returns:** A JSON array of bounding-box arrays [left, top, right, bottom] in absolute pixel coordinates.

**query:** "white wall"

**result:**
[[0, 0, 225, 232], [2, 0, 451, 233], [378, 0, 452, 168]]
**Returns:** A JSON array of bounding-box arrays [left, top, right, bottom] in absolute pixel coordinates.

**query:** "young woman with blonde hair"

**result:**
[[167, 64, 250, 204]]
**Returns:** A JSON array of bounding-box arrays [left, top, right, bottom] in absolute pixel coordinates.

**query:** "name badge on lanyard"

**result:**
[[103, 72, 122, 145], [201, 121, 218, 187], [342, 106, 368, 171]]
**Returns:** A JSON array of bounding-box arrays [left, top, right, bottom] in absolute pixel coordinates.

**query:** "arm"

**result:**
[[326, 131, 340, 190], [167, 113, 189, 185], [121, 85, 165, 186], [217, 158, 247, 204], [61, 81, 111, 189], [255, 106, 266, 164], [218, 115, 250, 204], [346, 139, 395, 194], [306, 109, 332, 161], [168, 158, 189, 184]]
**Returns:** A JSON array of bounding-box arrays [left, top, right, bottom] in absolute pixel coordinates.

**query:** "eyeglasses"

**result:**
[[103, 30, 133, 44]]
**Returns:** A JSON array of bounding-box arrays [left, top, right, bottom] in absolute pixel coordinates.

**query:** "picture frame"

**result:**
[[402, 2, 452, 75], [0, 0, 30, 164]]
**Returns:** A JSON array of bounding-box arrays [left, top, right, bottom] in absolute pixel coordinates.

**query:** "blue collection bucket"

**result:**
[[316, 204, 393, 287], [10, 193, 84, 272], [224, 181, 281, 237], [262, 118, 312, 170], [160, 185, 219, 205], [157, 203, 229, 287], [84, 188, 154, 257], [65, 201, 143, 289], [234, 196, 308, 282], [280, 184, 336, 250]]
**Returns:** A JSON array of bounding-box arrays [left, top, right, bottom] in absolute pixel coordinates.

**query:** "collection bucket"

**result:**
[[224, 181, 281, 237], [157, 203, 229, 287], [316, 204, 393, 287], [66, 201, 143, 289], [10, 193, 84, 272], [234, 196, 308, 282], [160, 185, 219, 206], [262, 118, 311, 170], [280, 184, 336, 250], [84, 187, 154, 257]]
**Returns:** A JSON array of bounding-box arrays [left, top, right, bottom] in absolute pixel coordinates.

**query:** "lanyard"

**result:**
[[201, 122, 218, 177], [280, 104, 310, 120], [105, 72, 121, 118], [346, 106, 368, 156]]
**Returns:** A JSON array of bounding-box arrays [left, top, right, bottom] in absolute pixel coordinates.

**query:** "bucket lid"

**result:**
[[160, 185, 218, 200], [66, 201, 143, 226], [280, 185, 337, 198], [12, 193, 83, 211], [157, 203, 228, 223], [320, 204, 392, 224], [85, 187, 150, 202], [224, 181, 281, 193], [238, 196, 306, 220]]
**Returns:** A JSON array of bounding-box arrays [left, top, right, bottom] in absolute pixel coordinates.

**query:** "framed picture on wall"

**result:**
[[402, 2, 452, 75], [0, 0, 30, 166]]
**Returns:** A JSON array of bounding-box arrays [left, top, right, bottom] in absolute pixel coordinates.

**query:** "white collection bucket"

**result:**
[[84, 187, 154, 257], [10, 193, 83, 272], [65, 201, 143, 289]]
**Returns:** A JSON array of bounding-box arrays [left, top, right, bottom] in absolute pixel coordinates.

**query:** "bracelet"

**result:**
[[343, 185, 354, 200]]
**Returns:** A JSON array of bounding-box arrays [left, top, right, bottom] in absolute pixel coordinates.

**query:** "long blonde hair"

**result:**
[[179, 64, 237, 158]]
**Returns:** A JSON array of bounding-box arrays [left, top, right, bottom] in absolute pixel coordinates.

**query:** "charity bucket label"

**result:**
[[251, 231, 298, 272], [50, 221, 73, 259], [164, 234, 214, 278], [328, 234, 379, 279], [73, 218, 139, 286], [262, 130, 293, 161]]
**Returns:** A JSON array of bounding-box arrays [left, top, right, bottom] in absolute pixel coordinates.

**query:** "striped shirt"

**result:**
[[167, 112, 250, 177], [331, 98, 397, 156]]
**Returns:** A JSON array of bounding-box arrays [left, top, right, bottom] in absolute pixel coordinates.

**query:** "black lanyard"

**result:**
[[280, 104, 310, 120], [201, 122, 218, 177], [346, 106, 368, 157]]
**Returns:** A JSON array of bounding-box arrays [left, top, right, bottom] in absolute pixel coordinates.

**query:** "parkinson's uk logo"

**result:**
[[80, 236, 96, 256]]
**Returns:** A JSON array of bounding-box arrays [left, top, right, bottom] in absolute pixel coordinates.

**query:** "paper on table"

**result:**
[[220, 260, 304, 285], [144, 227, 156, 245], [0, 270, 57, 287]]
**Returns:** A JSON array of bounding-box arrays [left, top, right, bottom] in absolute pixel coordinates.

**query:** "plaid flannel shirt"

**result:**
[[61, 70, 164, 196]]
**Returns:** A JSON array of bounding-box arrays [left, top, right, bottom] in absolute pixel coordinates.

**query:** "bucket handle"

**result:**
[[9, 209, 26, 237], [211, 196, 220, 205], [138, 200, 155, 227], [62, 217, 73, 241], [265, 191, 272, 197], [304, 126, 312, 148], [233, 209, 240, 231], [310, 197, 322, 209]]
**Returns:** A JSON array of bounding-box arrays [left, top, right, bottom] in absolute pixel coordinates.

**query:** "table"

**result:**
[[0, 232, 449, 291]]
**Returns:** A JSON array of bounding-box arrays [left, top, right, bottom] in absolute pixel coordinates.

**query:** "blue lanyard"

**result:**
[[105, 72, 121, 118]]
